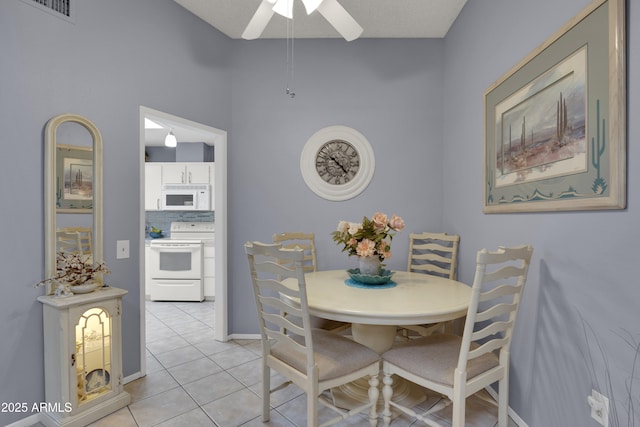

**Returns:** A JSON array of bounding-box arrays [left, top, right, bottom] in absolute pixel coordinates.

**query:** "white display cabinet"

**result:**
[[37, 287, 130, 427]]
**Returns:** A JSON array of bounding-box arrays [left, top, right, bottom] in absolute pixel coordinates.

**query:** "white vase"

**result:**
[[358, 256, 380, 276]]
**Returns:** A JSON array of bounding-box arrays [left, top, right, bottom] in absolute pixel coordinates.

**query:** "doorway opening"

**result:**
[[139, 106, 228, 376]]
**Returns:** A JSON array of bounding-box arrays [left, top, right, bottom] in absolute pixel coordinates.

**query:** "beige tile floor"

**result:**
[[33, 301, 518, 427]]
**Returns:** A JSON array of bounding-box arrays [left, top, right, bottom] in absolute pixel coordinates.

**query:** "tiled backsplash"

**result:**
[[145, 211, 214, 238]]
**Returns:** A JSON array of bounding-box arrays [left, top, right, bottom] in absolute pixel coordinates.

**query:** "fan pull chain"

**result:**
[[285, 7, 295, 98]]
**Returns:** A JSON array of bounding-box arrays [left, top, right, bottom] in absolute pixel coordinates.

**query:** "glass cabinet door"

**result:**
[[68, 298, 121, 411], [75, 306, 112, 405]]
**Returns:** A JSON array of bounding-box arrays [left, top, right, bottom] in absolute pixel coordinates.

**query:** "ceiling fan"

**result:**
[[241, 0, 363, 41]]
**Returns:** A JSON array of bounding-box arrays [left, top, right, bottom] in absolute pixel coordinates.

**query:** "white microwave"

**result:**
[[161, 184, 211, 211]]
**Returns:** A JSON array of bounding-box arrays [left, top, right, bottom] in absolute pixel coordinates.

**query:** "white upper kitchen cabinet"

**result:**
[[144, 163, 163, 211], [163, 163, 211, 184]]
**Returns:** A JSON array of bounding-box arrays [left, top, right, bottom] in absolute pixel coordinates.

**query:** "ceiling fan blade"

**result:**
[[241, 0, 277, 40], [316, 0, 363, 41]]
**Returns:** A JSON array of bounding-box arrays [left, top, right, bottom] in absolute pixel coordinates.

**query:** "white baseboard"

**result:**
[[5, 413, 42, 427], [484, 386, 529, 427], [228, 333, 261, 340], [123, 370, 144, 384], [5, 391, 131, 427]]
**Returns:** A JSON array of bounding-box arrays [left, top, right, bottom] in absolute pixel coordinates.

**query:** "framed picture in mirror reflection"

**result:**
[[56, 144, 93, 213]]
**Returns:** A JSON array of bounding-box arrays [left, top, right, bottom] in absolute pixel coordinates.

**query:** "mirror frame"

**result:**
[[44, 114, 103, 294]]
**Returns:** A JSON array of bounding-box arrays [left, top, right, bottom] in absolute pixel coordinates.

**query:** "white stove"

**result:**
[[149, 222, 214, 302]]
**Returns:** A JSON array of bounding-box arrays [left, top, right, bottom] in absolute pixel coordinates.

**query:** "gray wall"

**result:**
[[442, 0, 639, 425], [227, 38, 446, 334], [0, 0, 231, 425], [2, 0, 638, 425]]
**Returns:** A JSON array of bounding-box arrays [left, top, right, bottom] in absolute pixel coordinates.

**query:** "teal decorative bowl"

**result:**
[[149, 232, 163, 238], [347, 268, 395, 285]]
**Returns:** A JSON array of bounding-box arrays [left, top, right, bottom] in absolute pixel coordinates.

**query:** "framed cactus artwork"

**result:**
[[483, 0, 625, 213], [56, 144, 93, 213]]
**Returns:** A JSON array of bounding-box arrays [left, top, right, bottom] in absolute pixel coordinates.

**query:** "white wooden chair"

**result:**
[[56, 227, 93, 257], [245, 242, 381, 427], [402, 232, 461, 337], [407, 232, 460, 279], [273, 232, 318, 272], [273, 232, 349, 333], [381, 245, 533, 427]]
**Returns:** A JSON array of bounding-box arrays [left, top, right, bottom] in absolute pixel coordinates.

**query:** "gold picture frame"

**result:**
[[483, 0, 625, 213]]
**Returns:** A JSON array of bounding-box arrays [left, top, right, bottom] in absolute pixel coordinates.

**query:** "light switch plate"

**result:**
[[588, 389, 609, 427], [116, 240, 130, 259]]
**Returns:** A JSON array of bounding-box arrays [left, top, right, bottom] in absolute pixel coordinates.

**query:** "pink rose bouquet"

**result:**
[[331, 212, 405, 261]]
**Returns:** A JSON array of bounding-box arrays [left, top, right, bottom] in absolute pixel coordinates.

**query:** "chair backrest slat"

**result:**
[[471, 320, 513, 342], [262, 326, 307, 354], [468, 336, 509, 360], [259, 294, 303, 318], [474, 302, 517, 323], [457, 245, 533, 372], [257, 273, 300, 294], [256, 261, 300, 279], [407, 232, 460, 280], [262, 311, 306, 338], [482, 265, 526, 283], [410, 263, 454, 277], [479, 283, 520, 302]]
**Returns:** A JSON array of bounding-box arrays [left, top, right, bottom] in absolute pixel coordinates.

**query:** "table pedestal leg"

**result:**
[[351, 324, 397, 354], [331, 324, 426, 412]]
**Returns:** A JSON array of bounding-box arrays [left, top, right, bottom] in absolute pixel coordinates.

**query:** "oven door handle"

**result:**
[[151, 243, 201, 248], [150, 245, 202, 254]]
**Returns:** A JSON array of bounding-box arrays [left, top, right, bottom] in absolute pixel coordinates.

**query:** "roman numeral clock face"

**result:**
[[315, 140, 360, 185], [300, 126, 375, 201]]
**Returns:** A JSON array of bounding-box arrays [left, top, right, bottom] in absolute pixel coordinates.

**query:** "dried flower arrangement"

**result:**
[[36, 252, 111, 289]]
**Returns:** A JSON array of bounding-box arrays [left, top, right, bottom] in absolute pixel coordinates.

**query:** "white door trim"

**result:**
[[138, 106, 228, 375]]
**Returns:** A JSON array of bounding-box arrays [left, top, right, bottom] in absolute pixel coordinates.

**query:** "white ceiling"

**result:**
[[173, 0, 467, 39]]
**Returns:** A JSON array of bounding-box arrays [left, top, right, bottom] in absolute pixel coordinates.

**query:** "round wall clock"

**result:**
[[300, 125, 375, 201]]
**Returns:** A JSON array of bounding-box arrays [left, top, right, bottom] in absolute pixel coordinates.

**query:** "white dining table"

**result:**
[[282, 269, 472, 410]]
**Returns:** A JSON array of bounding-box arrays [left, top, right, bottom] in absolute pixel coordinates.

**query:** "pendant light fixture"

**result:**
[[164, 129, 177, 147]]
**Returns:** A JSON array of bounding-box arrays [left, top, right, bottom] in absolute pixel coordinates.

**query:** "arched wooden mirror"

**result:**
[[44, 114, 103, 295]]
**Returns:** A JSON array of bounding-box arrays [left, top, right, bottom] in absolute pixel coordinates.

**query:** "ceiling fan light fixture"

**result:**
[[301, 0, 324, 14], [165, 130, 177, 148], [272, 0, 293, 19]]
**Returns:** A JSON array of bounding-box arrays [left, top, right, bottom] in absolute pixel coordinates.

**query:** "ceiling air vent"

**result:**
[[22, 0, 74, 22]]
